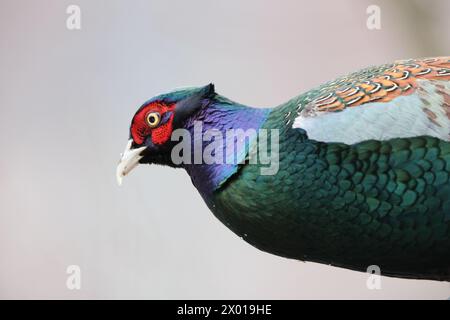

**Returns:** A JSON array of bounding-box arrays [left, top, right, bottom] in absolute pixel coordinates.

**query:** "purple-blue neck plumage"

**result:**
[[181, 95, 271, 197]]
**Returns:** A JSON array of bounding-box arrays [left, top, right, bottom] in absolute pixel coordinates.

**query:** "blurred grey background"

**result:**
[[1, 0, 450, 299]]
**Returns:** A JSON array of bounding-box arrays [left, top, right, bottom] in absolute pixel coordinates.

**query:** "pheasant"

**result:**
[[117, 57, 450, 281]]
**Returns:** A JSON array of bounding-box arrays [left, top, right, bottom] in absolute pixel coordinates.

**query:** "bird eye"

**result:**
[[146, 112, 161, 128]]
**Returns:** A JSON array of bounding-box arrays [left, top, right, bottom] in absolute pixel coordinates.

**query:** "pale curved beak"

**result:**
[[116, 140, 147, 186]]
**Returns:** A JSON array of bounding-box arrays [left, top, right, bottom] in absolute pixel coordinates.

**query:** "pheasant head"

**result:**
[[116, 84, 215, 184]]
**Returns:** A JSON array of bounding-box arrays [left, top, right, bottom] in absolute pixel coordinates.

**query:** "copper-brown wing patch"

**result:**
[[306, 57, 450, 114]]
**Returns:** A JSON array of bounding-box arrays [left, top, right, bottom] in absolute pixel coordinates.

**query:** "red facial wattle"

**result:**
[[130, 102, 175, 145]]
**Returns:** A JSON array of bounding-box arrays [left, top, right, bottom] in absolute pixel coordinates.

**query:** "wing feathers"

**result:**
[[292, 57, 450, 145]]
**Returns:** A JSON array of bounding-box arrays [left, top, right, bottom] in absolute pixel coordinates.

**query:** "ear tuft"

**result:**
[[204, 83, 215, 96], [173, 84, 216, 127]]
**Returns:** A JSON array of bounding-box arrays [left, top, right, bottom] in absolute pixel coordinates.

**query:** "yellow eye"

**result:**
[[146, 112, 161, 128]]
